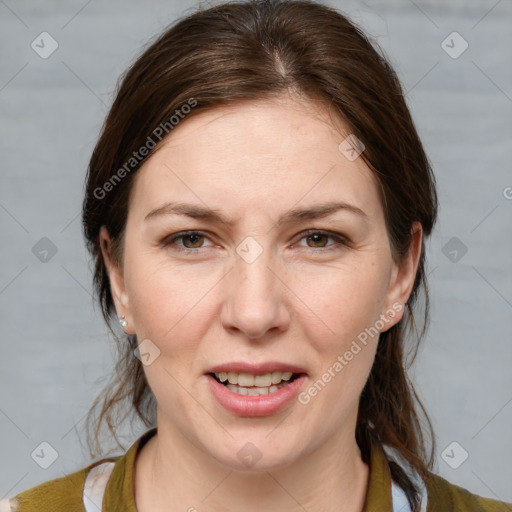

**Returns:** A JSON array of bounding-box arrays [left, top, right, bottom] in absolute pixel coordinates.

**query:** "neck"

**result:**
[[135, 416, 369, 512]]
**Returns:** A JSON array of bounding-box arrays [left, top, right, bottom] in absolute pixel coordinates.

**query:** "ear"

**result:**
[[99, 225, 136, 335], [381, 221, 423, 331]]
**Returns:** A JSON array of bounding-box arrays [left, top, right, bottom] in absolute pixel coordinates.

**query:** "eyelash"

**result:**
[[162, 229, 349, 255]]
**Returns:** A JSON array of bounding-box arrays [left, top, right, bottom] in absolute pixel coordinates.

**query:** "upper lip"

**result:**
[[206, 361, 308, 375]]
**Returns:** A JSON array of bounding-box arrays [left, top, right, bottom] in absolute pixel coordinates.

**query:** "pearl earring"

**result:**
[[119, 315, 128, 327]]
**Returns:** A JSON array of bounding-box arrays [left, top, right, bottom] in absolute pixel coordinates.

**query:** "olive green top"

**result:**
[[6, 428, 512, 511]]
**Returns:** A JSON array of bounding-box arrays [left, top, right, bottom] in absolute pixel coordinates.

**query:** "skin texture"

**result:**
[[100, 95, 422, 512]]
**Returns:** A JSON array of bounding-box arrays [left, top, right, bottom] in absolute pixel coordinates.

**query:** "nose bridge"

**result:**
[[236, 235, 273, 294], [222, 234, 288, 339]]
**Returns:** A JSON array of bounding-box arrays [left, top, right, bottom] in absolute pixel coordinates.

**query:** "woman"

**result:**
[[3, 1, 511, 511]]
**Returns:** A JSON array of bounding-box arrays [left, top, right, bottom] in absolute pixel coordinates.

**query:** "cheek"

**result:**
[[125, 252, 217, 338], [298, 266, 383, 422], [295, 257, 390, 345], [306, 344, 376, 434], [126, 261, 210, 403]]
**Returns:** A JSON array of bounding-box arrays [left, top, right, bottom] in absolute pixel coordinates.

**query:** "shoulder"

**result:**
[[0, 458, 118, 512], [425, 472, 512, 512], [1, 429, 154, 512]]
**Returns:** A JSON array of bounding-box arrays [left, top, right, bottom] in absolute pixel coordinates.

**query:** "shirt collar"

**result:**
[[365, 439, 395, 511], [105, 428, 396, 511]]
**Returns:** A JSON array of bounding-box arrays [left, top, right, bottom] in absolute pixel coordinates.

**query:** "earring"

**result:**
[[118, 315, 128, 327]]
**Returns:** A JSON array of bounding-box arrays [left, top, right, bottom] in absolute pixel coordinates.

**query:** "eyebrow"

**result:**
[[144, 200, 369, 226]]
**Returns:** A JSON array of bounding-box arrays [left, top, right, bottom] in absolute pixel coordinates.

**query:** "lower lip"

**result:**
[[206, 374, 307, 417]]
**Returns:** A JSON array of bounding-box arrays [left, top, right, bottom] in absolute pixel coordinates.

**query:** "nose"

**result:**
[[220, 242, 291, 341]]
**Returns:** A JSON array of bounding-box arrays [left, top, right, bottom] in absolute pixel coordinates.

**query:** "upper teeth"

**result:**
[[215, 371, 294, 387]]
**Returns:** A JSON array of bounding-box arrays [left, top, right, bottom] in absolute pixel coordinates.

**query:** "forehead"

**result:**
[[128, 97, 382, 223]]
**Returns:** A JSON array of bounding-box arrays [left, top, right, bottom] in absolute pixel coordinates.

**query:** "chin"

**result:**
[[206, 438, 302, 474]]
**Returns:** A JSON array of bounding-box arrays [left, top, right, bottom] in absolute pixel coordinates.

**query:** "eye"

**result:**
[[293, 230, 348, 251], [161, 229, 349, 255], [162, 231, 213, 253]]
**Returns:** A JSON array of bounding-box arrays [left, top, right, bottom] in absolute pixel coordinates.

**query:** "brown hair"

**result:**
[[81, 1, 438, 508]]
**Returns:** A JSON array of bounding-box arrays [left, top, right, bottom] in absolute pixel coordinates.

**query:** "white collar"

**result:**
[[383, 444, 429, 512]]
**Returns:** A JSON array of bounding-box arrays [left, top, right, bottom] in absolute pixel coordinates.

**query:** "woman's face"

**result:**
[[100, 96, 421, 471]]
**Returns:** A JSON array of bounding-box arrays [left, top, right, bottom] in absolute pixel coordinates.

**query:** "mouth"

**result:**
[[208, 371, 304, 396], [204, 362, 308, 416]]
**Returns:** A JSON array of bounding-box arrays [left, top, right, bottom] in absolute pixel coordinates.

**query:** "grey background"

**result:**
[[1, 0, 511, 504]]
